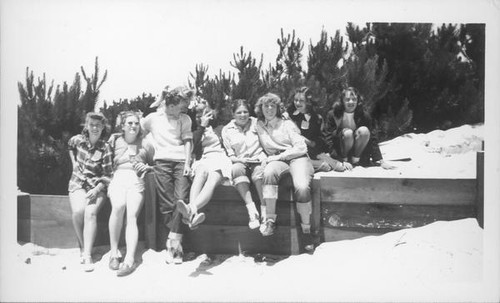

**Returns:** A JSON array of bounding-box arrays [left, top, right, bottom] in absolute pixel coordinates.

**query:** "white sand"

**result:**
[[4, 123, 498, 302], [7, 219, 486, 302]]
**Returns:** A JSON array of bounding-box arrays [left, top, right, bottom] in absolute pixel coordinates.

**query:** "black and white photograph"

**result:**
[[1, 0, 499, 302]]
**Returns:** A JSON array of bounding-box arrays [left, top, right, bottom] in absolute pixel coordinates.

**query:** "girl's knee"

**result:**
[[356, 126, 370, 138], [72, 209, 85, 221], [84, 206, 100, 221], [110, 203, 126, 216], [342, 128, 354, 139]]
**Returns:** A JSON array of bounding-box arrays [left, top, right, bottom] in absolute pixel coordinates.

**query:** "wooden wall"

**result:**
[[319, 177, 478, 242], [17, 152, 483, 254]]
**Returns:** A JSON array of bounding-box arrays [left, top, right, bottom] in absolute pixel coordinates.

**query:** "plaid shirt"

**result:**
[[68, 134, 113, 193]]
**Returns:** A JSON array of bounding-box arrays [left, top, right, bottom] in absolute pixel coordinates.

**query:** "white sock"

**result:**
[[301, 223, 311, 234], [246, 202, 258, 218], [267, 214, 277, 222], [352, 156, 360, 164], [260, 205, 267, 220], [296, 202, 312, 225]]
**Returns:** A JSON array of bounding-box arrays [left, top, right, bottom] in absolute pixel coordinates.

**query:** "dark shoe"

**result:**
[[109, 257, 121, 271], [117, 263, 136, 277], [260, 218, 276, 236]]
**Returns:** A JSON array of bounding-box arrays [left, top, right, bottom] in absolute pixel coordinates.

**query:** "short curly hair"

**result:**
[[161, 86, 195, 106], [254, 93, 285, 121], [82, 112, 109, 139]]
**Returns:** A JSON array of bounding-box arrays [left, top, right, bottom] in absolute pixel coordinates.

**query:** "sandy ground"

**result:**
[[3, 123, 498, 302], [6, 219, 488, 302]]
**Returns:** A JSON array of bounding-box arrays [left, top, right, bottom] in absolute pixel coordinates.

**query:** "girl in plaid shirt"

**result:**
[[68, 112, 113, 272]]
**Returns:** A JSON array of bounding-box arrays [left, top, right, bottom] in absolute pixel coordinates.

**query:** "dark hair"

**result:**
[[231, 99, 251, 114], [254, 93, 284, 121], [288, 86, 316, 115], [333, 87, 365, 119], [82, 112, 109, 139]]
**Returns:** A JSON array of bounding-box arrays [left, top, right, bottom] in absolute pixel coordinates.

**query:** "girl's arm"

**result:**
[[183, 139, 193, 176], [323, 109, 338, 154], [275, 121, 308, 161], [98, 143, 114, 190]]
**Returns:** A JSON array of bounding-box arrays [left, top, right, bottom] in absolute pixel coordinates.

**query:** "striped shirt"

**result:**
[[68, 134, 113, 193]]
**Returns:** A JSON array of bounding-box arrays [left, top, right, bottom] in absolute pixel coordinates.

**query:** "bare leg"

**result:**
[[189, 167, 208, 207], [69, 189, 86, 254], [340, 128, 354, 159], [191, 171, 222, 210], [108, 190, 126, 258], [124, 190, 144, 266], [353, 126, 370, 159], [82, 192, 106, 257]]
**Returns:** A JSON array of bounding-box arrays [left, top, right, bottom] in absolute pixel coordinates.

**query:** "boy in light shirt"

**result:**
[[141, 86, 202, 264]]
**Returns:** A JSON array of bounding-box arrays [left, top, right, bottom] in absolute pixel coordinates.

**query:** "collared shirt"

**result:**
[[221, 117, 265, 160], [255, 118, 307, 161], [68, 134, 113, 193], [141, 111, 193, 161]]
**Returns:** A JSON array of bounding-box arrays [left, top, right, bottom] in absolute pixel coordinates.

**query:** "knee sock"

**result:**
[[260, 205, 267, 220], [297, 201, 312, 226], [245, 202, 258, 218]]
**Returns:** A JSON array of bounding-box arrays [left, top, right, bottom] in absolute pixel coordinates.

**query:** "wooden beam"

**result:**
[[184, 224, 294, 255], [320, 177, 476, 205], [322, 202, 476, 230], [476, 151, 484, 228]]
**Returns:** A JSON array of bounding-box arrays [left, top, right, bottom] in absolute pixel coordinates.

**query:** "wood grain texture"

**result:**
[[476, 151, 484, 228], [320, 177, 476, 205], [321, 203, 475, 230], [183, 224, 295, 255]]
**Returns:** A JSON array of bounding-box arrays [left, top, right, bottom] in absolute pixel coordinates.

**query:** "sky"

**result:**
[[1, 0, 352, 108], [1, 0, 500, 299]]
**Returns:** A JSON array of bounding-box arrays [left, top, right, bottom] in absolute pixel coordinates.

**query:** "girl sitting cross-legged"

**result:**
[[176, 98, 233, 230]]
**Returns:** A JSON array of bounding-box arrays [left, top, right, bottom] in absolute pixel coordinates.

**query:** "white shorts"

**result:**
[[192, 152, 232, 185], [108, 169, 145, 201]]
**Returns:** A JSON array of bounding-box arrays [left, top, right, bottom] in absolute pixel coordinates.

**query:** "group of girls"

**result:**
[[67, 85, 391, 277]]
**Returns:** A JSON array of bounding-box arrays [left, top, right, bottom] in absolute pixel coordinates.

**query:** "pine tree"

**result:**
[[230, 46, 266, 112]]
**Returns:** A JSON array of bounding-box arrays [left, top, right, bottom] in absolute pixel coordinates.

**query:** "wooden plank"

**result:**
[[144, 171, 296, 251], [322, 202, 476, 230], [320, 177, 476, 205], [144, 172, 157, 250], [311, 177, 321, 235], [321, 227, 385, 243], [476, 151, 484, 228], [199, 199, 292, 226], [21, 194, 144, 248], [183, 224, 294, 255]]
